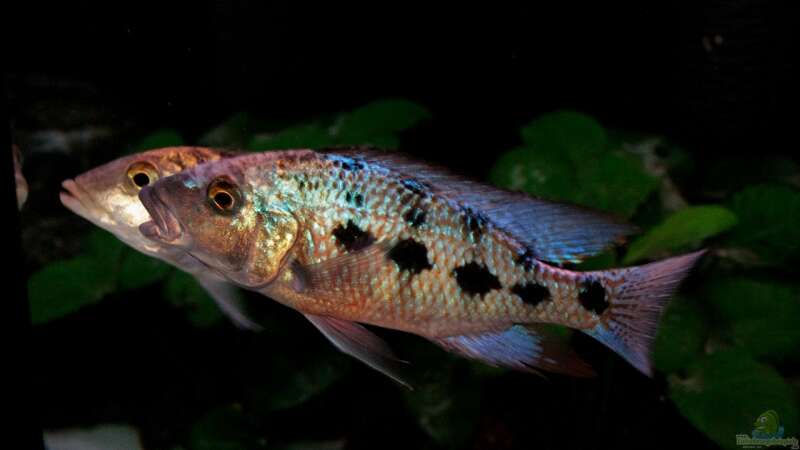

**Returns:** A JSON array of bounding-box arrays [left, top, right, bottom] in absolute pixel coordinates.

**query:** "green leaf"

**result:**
[[28, 230, 127, 324], [247, 124, 335, 151], [624, 206, 737, 264], [488, 146, 576, 202], [163, 271, 223, 327], [84, 229, 126, 265], [403, 359, 482, 447], [726, 185, 800, 264], [491, 111, 658, 217], [189, 405, 264, 450], [28, 256, 118, 324], [573, 251, 617, 271], [653, 296, 708, 373], [198, 112, 253, 147], [520, 110, 606, 161], [129, 129, 184, 153], [334, 99, 430, 141], [117, 249, 172, 290], [246, 351, 349, 413], [706, 278, 800, 361], [669, 349, 800, 450], [574, 152, 660, 217]]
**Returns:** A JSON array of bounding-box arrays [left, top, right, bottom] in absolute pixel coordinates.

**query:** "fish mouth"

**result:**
[[138, 186, 185, 244], [60, 178, 99, 220]]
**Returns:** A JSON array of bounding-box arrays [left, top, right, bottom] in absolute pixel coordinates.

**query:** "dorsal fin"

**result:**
[[333, 149, 638, 264]]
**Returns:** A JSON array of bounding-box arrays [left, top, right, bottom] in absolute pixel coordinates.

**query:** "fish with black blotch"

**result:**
[[138, 148, 704, 387], [59, 146, 261, 330]]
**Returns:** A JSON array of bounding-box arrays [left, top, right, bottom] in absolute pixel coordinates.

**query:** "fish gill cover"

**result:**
[[24, 102, 800, 449]]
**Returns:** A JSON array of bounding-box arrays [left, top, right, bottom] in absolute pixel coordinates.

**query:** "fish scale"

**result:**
[[139, 148, 705, 382], [259, 152, 600, 335]]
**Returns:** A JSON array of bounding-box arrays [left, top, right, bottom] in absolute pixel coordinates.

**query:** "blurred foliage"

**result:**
[[725, 185, 800, 264], [490, 111, 659, 217], [669, 350, 799, 450], [623, 206, 736, 264], [28, 104, 800, 449], [247, 99, 430, 151]]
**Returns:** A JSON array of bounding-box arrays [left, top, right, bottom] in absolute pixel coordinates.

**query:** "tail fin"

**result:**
[[582, 250, 705, 376]]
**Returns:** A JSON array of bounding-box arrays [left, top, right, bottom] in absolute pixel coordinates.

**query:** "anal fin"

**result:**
[[304, 314, 412, 389], [433, 324, 595, 377]]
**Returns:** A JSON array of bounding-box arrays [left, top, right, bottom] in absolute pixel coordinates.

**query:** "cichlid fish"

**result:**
[[59, 146, 261, 330], [138, 148, 704, 386]]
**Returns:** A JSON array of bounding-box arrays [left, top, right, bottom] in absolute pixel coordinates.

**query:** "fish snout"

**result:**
[[60, 178, 95, 218]]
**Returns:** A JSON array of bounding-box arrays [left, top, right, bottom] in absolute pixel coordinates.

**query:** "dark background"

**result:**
[[6, 1, 798, 449]]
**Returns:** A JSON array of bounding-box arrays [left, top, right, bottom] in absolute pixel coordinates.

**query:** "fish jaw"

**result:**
[[60, 178, 118, 229], [138, 185, 187, 245]]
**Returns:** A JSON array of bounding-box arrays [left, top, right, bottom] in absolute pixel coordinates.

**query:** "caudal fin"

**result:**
[[583, 250, 705, 376]]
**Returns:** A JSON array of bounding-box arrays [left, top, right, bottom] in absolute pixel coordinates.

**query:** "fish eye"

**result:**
[[207, 178, 240, 213], [126, 161, 160, 190]]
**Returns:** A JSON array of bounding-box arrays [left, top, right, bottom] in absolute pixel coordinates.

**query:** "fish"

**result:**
[[59, 146, 261, 330], [138, 148, 704, 386], [14, 144, 28, 209], [753, 410, 783, 438]]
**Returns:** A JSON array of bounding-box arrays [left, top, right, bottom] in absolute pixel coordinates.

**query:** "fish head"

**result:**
[[60, 146, 233, 255], [755, 410, 779, 434], [139, 157, 299, 289]]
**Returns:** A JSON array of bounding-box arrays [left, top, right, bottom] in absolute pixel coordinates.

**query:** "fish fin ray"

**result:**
[[337, 149, 637, 263], [432, 324, 595, 377], [194, 275, 262, 331], [305, 314, 412, 389], [289, 243, 391, 298], [583, 250, 706, 376]]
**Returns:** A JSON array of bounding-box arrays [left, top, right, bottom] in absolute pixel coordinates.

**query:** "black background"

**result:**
[[6, 1, 799, 449]]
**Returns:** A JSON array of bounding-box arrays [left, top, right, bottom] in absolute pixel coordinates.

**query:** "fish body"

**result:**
[[59, 146, 260, 330], [140, 148, 703, 383]]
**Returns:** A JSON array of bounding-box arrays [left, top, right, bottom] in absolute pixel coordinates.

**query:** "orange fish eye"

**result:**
[[126, 161, 160, 190], [207, 178, 240, 213]]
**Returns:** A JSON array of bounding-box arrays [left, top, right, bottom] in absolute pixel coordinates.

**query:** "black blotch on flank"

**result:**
[[514, 248, 534, 271], [579, 279, 608, 315], [345, 192, 352, 203], [463, 207, 488, 239], [332, 220, 375, 252], [453, 262, 502, 297], [401, 178, 429, 196], [387, 239, 432, 274], [511, 282, 551, 307], [354, 193, 364, 207], [403, 207, 427, 228]]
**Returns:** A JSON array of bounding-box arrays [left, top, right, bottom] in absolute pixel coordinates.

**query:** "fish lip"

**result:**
[[60, 178, 97, 219], [138, 186, 184, 244]]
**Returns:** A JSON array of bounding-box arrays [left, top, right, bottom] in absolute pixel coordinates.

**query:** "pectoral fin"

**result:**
[[432, 324, 595, 377], [194, 274, 262, 331], [289, 243, 391, 299], [305, 314, 412, 389]]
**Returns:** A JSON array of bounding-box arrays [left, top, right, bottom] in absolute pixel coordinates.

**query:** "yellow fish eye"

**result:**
[[126, 161, 160, 190], [207, 177, 240, 213]]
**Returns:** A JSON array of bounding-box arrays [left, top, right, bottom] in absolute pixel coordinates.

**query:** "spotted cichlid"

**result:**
[[138, 148, 704, 386], [59, 146, 260, 330]]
